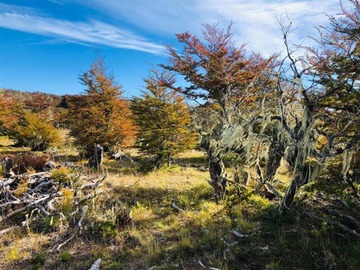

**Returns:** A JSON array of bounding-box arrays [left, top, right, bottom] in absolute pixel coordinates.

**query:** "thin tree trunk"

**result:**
[[280, 176, 299, 209], [208, 156, 227, 200], [265, 140, 285, 182]]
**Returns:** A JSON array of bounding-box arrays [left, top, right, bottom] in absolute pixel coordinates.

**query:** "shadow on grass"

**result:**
[[2, 176, 360, 270]]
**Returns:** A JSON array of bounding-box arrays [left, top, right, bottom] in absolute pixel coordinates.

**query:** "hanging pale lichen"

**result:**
[[342, 149, 354, 181], [220, 124, 245, 151]]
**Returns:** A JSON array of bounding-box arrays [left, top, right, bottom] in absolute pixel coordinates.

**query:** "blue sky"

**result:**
[[0, 0, 347, 97]]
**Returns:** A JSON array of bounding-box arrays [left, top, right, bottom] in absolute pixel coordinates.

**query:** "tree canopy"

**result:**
[[67, 59, 136, 156], [131, 71, 197, 169]]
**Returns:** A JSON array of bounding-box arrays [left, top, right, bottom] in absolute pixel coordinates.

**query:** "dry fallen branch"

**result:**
[[231, 229, 249, 238], [80, 173, 107, 190], [0, 225, 20, 235], [171, 200, 184, 212], [1, 169, 108, 251], [303, 210, 360, 238], [88, 258, 102, 270]]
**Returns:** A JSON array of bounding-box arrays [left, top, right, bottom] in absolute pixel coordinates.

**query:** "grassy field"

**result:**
[[0, 143, 359, 270]]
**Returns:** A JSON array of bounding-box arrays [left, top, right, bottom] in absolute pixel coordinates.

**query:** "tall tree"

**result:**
[[67, 59, 136, 156], [160, 24, 277, 197], [131, 71, 197, 169]]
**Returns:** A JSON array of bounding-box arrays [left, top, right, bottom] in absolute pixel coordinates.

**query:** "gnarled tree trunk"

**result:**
[[265, 139, 285, 182], [207, 142, 227, 200]]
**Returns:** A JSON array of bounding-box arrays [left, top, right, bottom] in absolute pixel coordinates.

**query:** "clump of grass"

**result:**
[[50, 167, 75, 186], [59, 187, 74, 214], [92, 220, 118, 240], [31, 252, 47, 270], [4, 244, 23, 262], [59, 251, 71, 262], [104, 261, 125, 270], [13, 178, 28, 197], [129, 229, 164, 265], [266, 261, 282, 270]]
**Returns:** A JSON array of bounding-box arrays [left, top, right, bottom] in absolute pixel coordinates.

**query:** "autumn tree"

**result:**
[[14, 112, 61, 151], [131, 71, 197, 169], [0, 93, 60, 151], [67, 59, 136, 156], [160, 24, 277, 197], [0, 94, 21, 136]]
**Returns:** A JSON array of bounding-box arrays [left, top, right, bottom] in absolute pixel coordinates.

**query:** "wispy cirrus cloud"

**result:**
[[76, 0, 346, 56], [200, 0, 345, 54], [0, 5, 165, 54], [0, 1, 348, 57]]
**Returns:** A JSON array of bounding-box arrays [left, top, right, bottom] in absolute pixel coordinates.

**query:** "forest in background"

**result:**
[[0, 1, 359, 269]]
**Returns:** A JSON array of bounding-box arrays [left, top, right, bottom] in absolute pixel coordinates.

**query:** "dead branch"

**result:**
[[231, 229, 249, 238], [171, 200, 184, 212], [56, 205, 90, 250], [1, 167, 108, 251], [5, 192, 60, 220], [56, 233, 76, 250], [0, 226, 20, 235], [326, 209, 360, 230], [264, 183, 283, 200], [80, 173, 107, 190], [88, 258, 102, 270], [303, 211, 360, 238], [78, 205, 88, 230]]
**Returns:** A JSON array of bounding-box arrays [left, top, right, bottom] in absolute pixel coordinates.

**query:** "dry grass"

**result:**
[[0, 136, 14, 147], [106, 167, 208, 191], [1, 149, 359, 270], [0, 232, 51, 269]]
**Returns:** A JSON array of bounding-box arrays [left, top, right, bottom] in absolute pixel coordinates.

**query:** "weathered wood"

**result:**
[[88, 144, 104, 168], [88, 258, 102, 270], [80, 174, 107, 190], [1, 157, 16, 177], [1, 167, 108, 251], [112, 149, 134, 163], [0, 226, 20, 235], [78, 205, 88, 230]]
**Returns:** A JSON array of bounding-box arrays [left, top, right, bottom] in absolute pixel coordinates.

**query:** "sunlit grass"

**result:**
[[1, 148, 359, 270], [0, 136, 15, 147]]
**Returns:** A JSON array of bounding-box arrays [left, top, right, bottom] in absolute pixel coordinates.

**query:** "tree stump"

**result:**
[[88, 144, 104, 168], [1, 157, 15, 177]]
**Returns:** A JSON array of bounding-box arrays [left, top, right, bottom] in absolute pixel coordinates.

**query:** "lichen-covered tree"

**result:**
[[131, 71, 197, 169], [67, 58, 136, 156], [160, 23, 277, 198], [275, 0, 360, 208]]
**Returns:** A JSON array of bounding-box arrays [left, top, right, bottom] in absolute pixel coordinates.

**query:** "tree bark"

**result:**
[[88, 144, 104, 168], [280, 176, 300, 209], [208, 155, 227, 200], [265, 139, 285, 182]]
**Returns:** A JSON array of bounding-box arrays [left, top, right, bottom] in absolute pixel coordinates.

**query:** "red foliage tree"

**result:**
[[161, 24, 278, 197]]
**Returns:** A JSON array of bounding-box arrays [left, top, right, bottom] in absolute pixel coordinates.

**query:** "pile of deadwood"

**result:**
[[0, 158, 107, 246]]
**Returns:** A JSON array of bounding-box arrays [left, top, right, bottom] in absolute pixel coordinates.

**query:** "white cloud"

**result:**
[[76, 0, 347, 56], [0, 1, 348, 57], [0, 9, 165, 54]]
